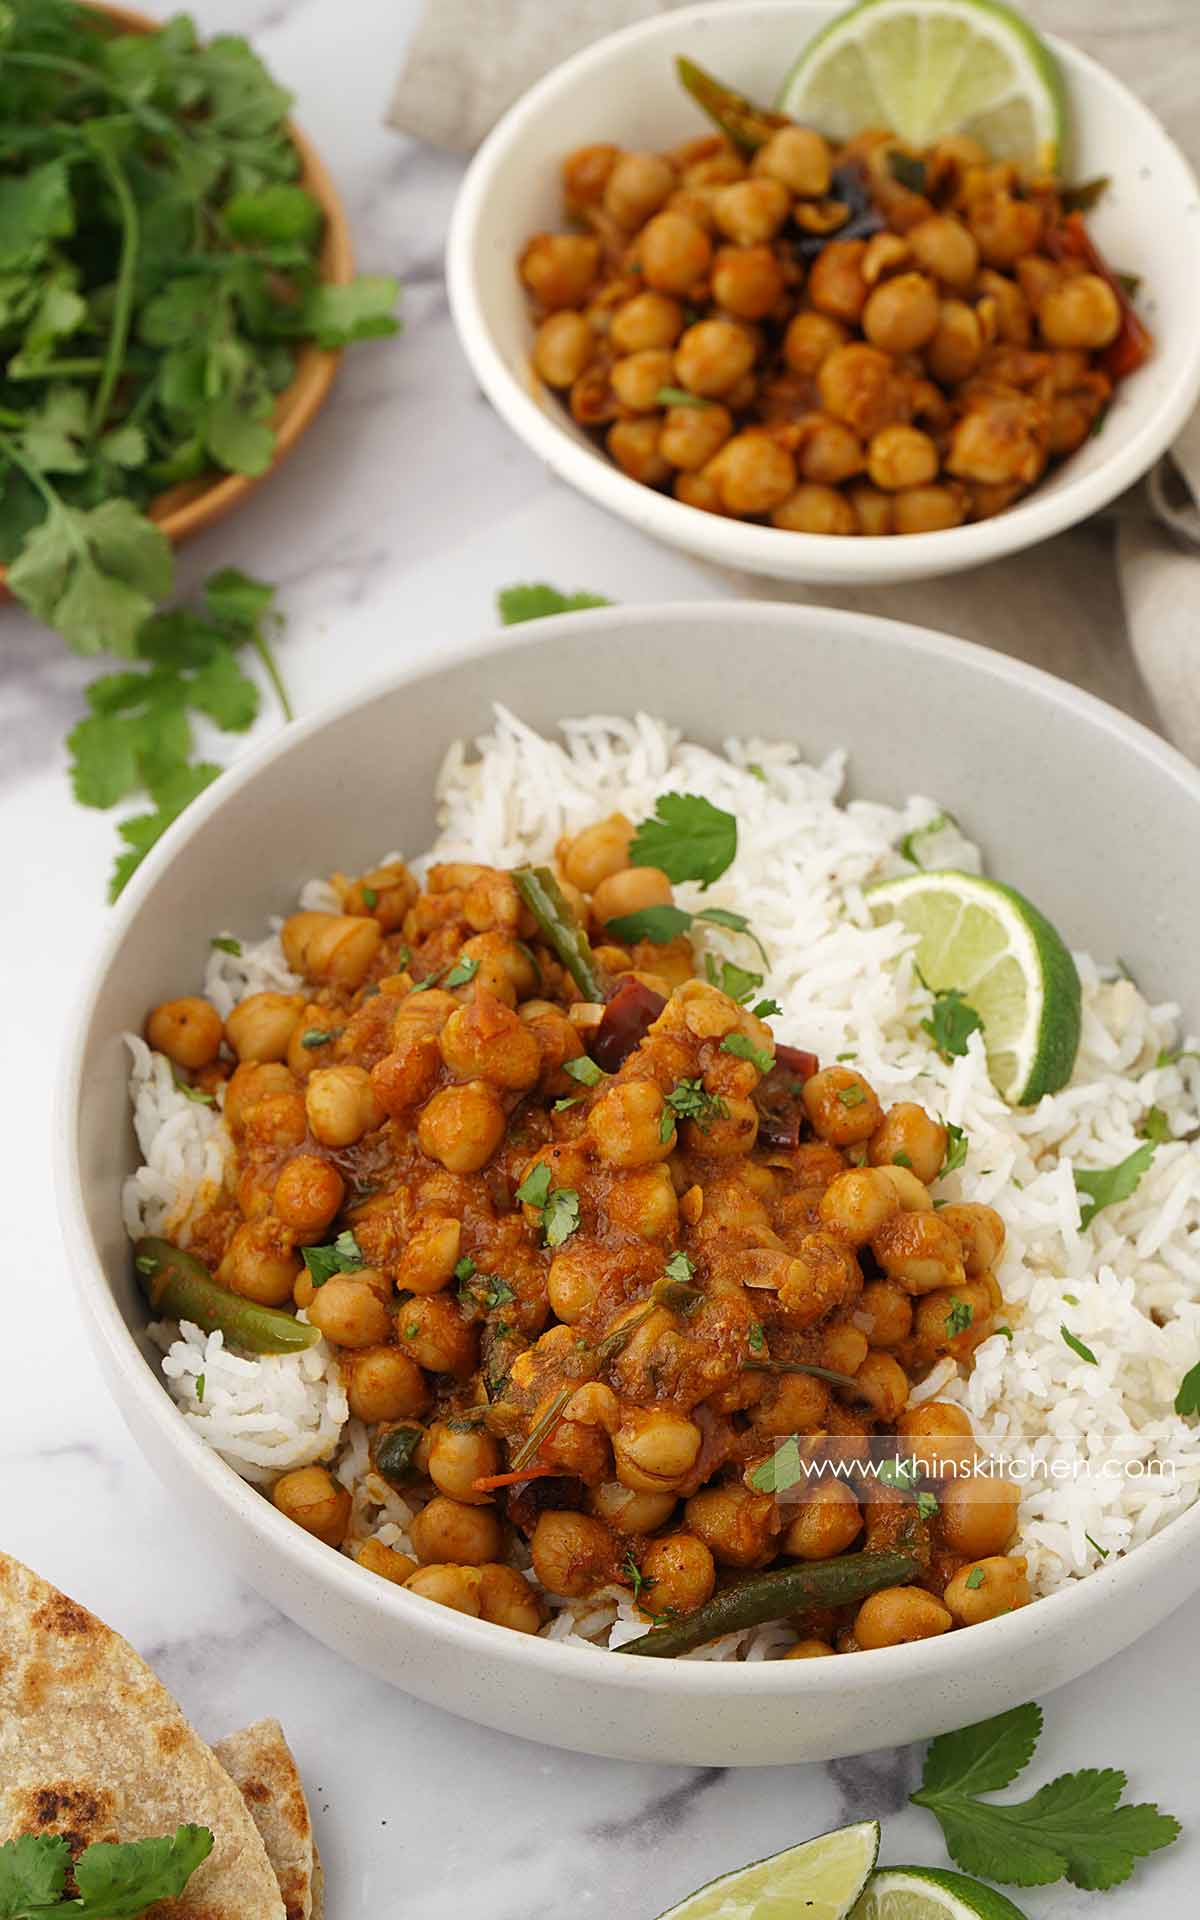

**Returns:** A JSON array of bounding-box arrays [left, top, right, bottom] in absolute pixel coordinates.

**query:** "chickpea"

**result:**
[[708, 431, 796, 515], [977, 268, 1032, 346], [397, 1215, 462, 1295], [563, 142, 619, 210], [968, 191, 1042, 266], [472, 1563, 541, 1633], [531, 1509, 620, 1597], [713, 177, 790, 246], [304, 1063, 382, 1148], [821, 1322, 870, 1378], [518, 231, 599, 309], [439, 994, 541, 1092], [808, 238, 868, 323], [403, 1563, 482, 1616], [674, 318, 757, 398], [637, 210, 712, 297], [681, 139, 745, 189], [872, 1210, 966, 1294], [943, 1554, 1030, 1625], [876, 1164, 933, 1213], [817, 343, 906, 440], [660, 400, 733, 471], [609, 346, 675, 414], [347, 1346, 429, 1424], [146, 996, 223, 1069], [592, 864, 673, 925], [784, 310, 847, 377], [460, 931, 539, 1005], [589, 1481, 677, 1534], [850, 1350, 910, 1421], [927, 298, 984, 384], [640, 1532, 716, 1613], [867, 423, 939, 491], [532, 310, 594, 388], [307, 1274, 392, 1349], [355, 1538, 417, 1585], [771, 484, 857, 535], [818, 1167, 899, 1245], [892, 484, 965, 534], [610, 291, 684, 354], [397, 1295, 478, 1378], [897, 1401, 977, 1480], [224, 991, 303, 1064], [609, 415, 672, 485], [938, 1202, 1006, 1275], [783, 1480, 862, 1560], [371, 1031, 441, 1117], [587, 1078, 672, 1168], [675, 469, 727, 514], [868, 1108, 943, 1186], [907, 214, 979, 289], [411, 1494, 504, 1567], [856, 1279, 913, 1348], [272, 1465, 350, 1547], [427, 1420, 500, 1504], [685, 1483, 776, 1568], [802, 1067, 883, 1145], [855, 1585, 952, 1649], [848, 483, 894, 535], [281, 911, 382, 988], [797, 415, 863, 486], [273, 1154, 345, 1240], [604, 151, 675, 229], [613, 1407, 703, 1492], [751, 1370, 829, 1436], [223, 1061, 297, 1136], [939, 1473, 1021, 1558], [778, 1234, 862, 1331], [218, 1219, 299, 1306], [561, 814, 634, 893], [417, 1082, 506, 1173], [862, 271, 940, 354], [711, 244, 785, 320], [946, 392, 1045, 488], [604, 1163, 678, 1240], [754, 126, 832, 198], [785, 1637, 836, 1658], [546, 1246, 603, 1323], [1037, 273, 1121, 350], [243, 1089, 308, 1155]]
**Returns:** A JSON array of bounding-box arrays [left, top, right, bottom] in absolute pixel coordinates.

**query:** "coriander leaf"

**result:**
[[665, 1076, 728, 1130], [1157, 1045, 1200, 1069], [496, 582, 611, 624], [607, 904, 694, 945], [189, 643, 259, 731], [748, 1321, 765, 1353], [918, 1702, 1043, 1799], [0, 157, 73, 271], [921, 985, 983, 1060], [302, 1228, 363, 1288], [664, 1250, 695, 1285], [204, 566, 277, 633], [752, 997, 782, 1019], [703, 954, 762, 1005], [225, 182, 323, 247], [940, 1122, 969, 1177], [945, 1297, 974, 1338], [0, 1832, 70, 1918], [109, 762, 221, 899], [750, 1434, 804, 1494], [74, 1824, 215, 1917], [516, 1163, 552, 1210], [1061, 1324, 1098, 1365], [1139, 1105, 1172, 1145], [631, 792, 737, 889], [20, 384, 89, 473], [965, 1566, 986, 1590], [211, 935, 241, 955], [203, 386, 276, 476], [1074, 1142, 1154, 1229], [563, 1055, 603, 1087], [99, 423, 148, 469], [9, 496, 173, 657], [898, 809, 958, 867], [543, 1186, 581, 1248], [298, 274, 401, 348], [656, 384, 710, 408], [695, 907, 768, 964], [1175, 1359, 1200, 1417], [67, 709, 141, 809], [721, 1032, 774, 1074], [918, 1769, 1179, 1891], [443, 955, 480, 989]]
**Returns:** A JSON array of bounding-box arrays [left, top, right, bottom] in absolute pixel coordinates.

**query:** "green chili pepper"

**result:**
[[374, 1423, 425, 1485], [134, 1237, 319, 1355], [513, 865, 607, 1002], [675, 56, 792, 153], [618, 1550, 918, 1657]]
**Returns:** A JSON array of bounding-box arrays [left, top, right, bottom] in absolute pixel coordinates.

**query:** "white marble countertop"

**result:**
[[1, 2, 1197, 1914]]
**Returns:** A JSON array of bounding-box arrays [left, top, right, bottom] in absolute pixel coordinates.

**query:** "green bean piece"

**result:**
[[675, 56, 793, 153], [618, 1550, 918, 1657], [513, 864, 607, 1002], [134, 1237, 319, 1355]]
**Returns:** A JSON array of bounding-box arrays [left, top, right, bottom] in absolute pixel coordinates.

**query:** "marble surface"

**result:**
[[1, 2, 1197, 1914]]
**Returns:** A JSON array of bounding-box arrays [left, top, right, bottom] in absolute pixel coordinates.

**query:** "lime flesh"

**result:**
[[852, 1864, 1032, 1920], [868, 869, 1081, 1104], [658, 1820, 881, 1920], [778, 0, 1066, 172]]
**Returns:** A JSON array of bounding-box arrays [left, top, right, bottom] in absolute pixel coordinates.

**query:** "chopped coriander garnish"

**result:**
[[404, 1320, 420, 1339], [362, 885, 378, 909], [921, 981, 984, 1060], [195, 1372, 205, 1403], [1074, 1143, 1154, 1228], [916, 1490, 939, 1521], [996, 1324, 1014, 1341], [721, 1033, 774, 1074], [497, 583, 611, 624], [210, 935, 242, 956], [607, 902, 768, 966], [516, 1164, 552, 1209], [1061, 1324, 1098, 1365], [622, 1549, 655, 1604], [664, 1250, 696, 1285], [748, 1322, 765, 1353], [897, 809, 957, 868], [454, 1256, 476, 1283], [656, 385, 712, 409], [517, 1163, 580, 1247], [554, 1093, 585, 1111], [940, 1122, 969, 1177], [301, 1027, 336, 1049], [837, 1084, 867, 1108], [747, 761, 767, 782], [1140, 1105, 1172, 1145], [135, 1252, 157, 1275], [1156, 1046, 1200, 1068], [1062, 1292, 1079, 1306], [752, 997, 783, 1019], [1174, 1358, 1200, 1417], [658, 1106, 675, 1143], [893, 1150, 913, 1169], [457, 1265, 515, 1315], [965, 1566, 986, 1590], [836, 1050, 857, 1062], [173, 1072, 215, 1106], [945, 1297, 974, 1338], [563, 1055, 604, 1086], [630, 791, 737, 889], [1085, 1531, 1110, 1559], [410, 970, 441, 993], [704, 952, 762, 1005], [443, 955, 480, 989], [302, 1229, 364, 1288], [665, 1076, 728, 1131]]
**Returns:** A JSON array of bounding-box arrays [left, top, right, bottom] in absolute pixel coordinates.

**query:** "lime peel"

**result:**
[[657, 1819, 880, 1920], [851, 1863, 1032, 1920]]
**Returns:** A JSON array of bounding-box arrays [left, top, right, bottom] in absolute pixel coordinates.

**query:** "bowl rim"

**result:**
[[0, 0, 356, 571], [56, 597, 1200, 1697], [446, 0, 1200, 576]]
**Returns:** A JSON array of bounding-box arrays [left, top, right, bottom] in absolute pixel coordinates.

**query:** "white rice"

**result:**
[[124, 707, 1200, 1653]]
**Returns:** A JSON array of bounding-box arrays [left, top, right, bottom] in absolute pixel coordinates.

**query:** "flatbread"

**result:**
[[213, 1720, 321, 1920], [0, 1553, 285, 1919]]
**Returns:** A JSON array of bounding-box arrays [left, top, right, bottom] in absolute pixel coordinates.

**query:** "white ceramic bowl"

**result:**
[[447, 0, 1200, 587], [60, 602, 1200, 1765]]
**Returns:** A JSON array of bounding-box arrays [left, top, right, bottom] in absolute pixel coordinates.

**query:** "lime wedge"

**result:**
[[852, 1865, 1031, 1920], [659, 1821, 880, 1920], [868, 870, 1081, 1105], [778, 0, 1066, 172]]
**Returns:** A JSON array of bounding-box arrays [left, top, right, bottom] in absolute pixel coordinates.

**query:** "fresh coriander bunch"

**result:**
[[0, 0, 399, 652]]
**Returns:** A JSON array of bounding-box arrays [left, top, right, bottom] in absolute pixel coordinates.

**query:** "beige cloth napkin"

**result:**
[[389, 0, 1200, 758]]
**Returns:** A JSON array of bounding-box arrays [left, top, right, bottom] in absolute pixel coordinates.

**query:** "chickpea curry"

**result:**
[[516, 57, 1150, 538], [139, 799, 1031, 1659]]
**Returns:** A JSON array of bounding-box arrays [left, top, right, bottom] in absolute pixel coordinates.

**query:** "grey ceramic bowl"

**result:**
[[59, 603, 1200, 1765]]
